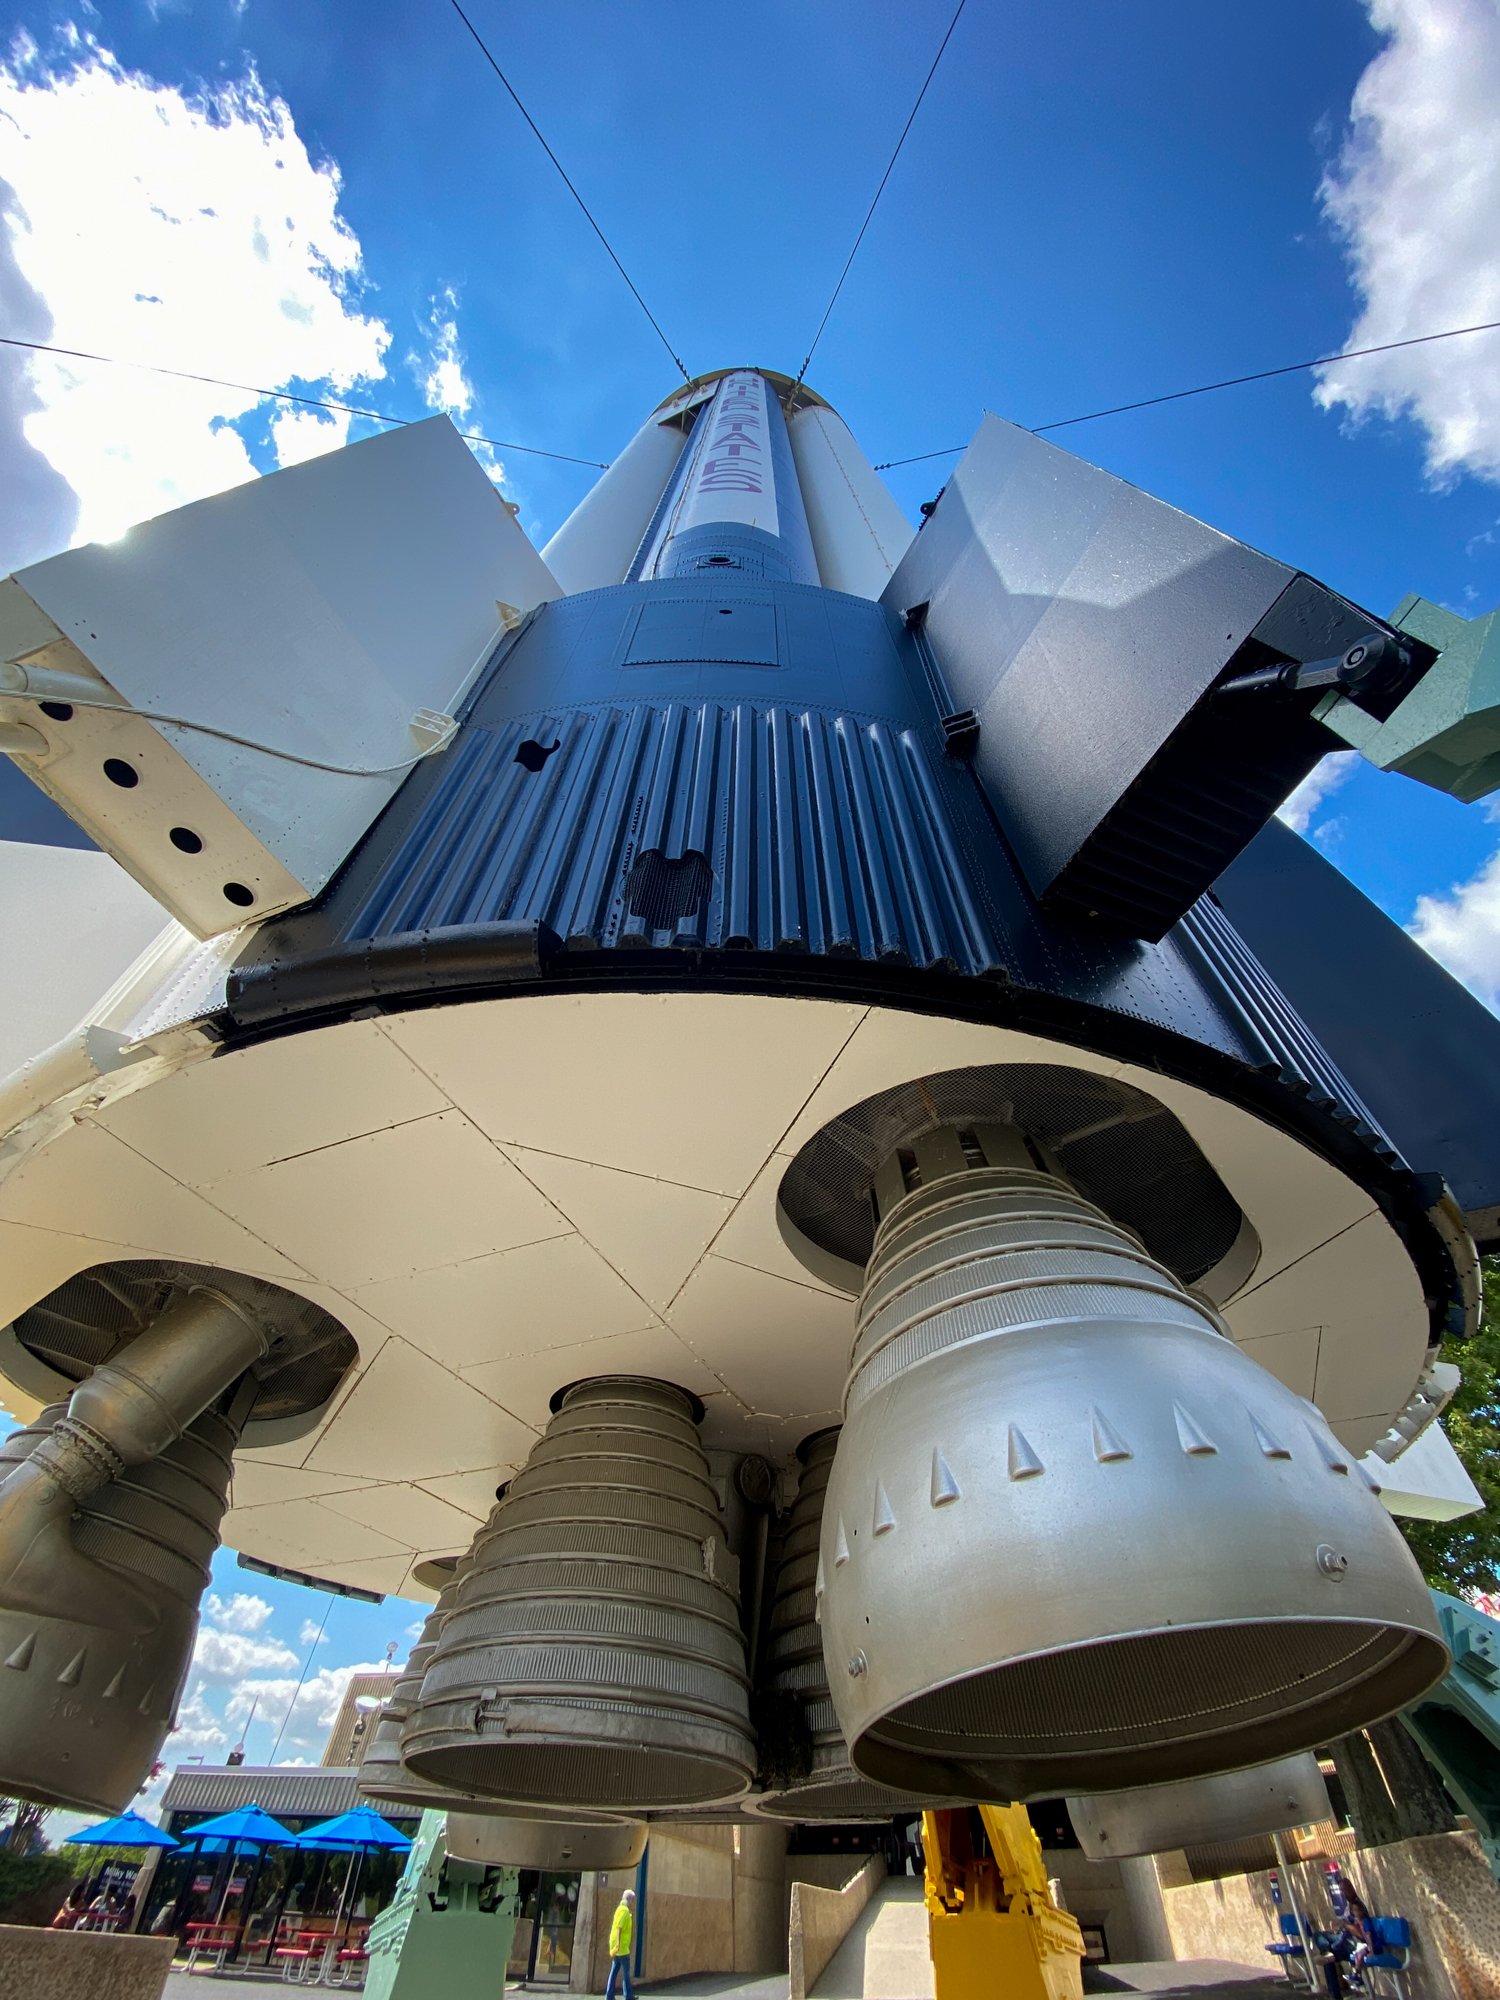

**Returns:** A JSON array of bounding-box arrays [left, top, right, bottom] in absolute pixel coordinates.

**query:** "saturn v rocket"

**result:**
[[1, 364, 1498, 1831]]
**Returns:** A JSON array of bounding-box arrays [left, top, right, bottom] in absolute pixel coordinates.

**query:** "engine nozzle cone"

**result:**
[[819, 1159, 1448, 1801], [402, 1377, 756, 1813]]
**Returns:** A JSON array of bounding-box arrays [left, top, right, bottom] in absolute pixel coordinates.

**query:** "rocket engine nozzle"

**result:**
[[0, 1392, 246, 1812], [0, 1282, 332, 1812], [1067, 1753, 1333, 1860], [817, 1128, 1449, 1802], [401, 1377, 757, 1813]]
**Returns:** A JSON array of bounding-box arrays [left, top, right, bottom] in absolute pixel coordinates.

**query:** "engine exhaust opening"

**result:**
[[817, 1125, 1448, 1802], [401, 1377, 757, 1813]]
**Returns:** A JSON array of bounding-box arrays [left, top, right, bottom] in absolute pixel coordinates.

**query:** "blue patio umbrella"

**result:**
[[188, 1805, 297, 1846], [181, 1804, 297, 1928], [293, 1808, 412, 1853], [294, 1808, 412, 1955], [65, 1809, 180, 1928], [67, 1810, 180, 1850]]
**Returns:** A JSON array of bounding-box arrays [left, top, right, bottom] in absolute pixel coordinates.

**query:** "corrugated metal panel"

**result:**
[[160, 1763, 409, 1824], [1177, 897, 1396, 1158], [347, 701, 1005, 977], [1216, 819, 1500, 1243], [245, 689, 1400, 1175], [225, 565, 1414, 1213]]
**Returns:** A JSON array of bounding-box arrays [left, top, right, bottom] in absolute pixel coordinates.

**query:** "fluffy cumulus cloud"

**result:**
[[268, 403, 354, 469], [223, 1660, 395, 1761], [134, 1683, 229, 1810], [1315, 0, 1500, 484], [205, 1591, 274, 1635], [413, 288, 475, 420], [192, 1625, 301, 1682], [1409, 851, 1500, 1009], [1277, 751, 1358, 834], [0, 28, 391, 563], [167, 1685, 230, 1757]]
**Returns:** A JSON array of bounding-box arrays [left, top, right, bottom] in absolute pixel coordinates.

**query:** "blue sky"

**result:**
[[2, 0, 1500, 1821]]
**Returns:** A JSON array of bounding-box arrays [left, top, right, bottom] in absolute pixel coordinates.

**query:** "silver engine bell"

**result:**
[[752, 1428, 923, 1823], [358, 1565, 496, 1815], [402, 1377, 757, 1812], [445, 1813, 647, 1872], [1067, 1753, 1332, 1860], [0, 1398, 242, 1812], [359, 1561, 627, 1827], [0, 1284, 274, 1813], [818, 1128, 1449, 1801]]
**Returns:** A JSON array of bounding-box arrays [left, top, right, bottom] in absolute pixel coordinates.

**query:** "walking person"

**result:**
[[604, 1887, 636, 2000]]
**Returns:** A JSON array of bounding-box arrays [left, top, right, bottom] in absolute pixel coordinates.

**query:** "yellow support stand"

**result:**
[[924, 1804, 1086, 2000]]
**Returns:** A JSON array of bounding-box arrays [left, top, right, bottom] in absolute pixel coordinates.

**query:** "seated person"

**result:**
[[1323, 1884, 1375, 1996]]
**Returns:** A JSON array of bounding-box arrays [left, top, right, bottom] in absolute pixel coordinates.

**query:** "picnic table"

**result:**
[[183, 1920, 242, 1973], [267, 1924, 370, 1988], [328, 1933, 369, 1987], [270, 1926, 326, 1983]]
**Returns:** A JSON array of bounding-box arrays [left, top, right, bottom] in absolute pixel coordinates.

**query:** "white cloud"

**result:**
[[409, 288, 505, 487], [1315, 0, 1500, 484], [298, 1617, 330, 1648], [165, 1684, 229, 1756], [414, 289, 475, 419], [0, 31, 391, 559], [1312, 814, 1347, 852], [225, 1659, 393, 1760], [269, 403, 354, 469], [1409, 847, 1500, 1009], [205, 1591, 274, 1634], [1277, 751, 1358, 833], [192, 1626, 300, 1682]]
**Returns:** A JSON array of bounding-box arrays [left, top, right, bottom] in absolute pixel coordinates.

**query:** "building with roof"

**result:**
[[158, 1763, 412, 1832], [321, 1673, 401, 1769]]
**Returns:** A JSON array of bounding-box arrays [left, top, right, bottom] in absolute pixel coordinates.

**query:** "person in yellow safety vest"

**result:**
[[605, 1887, 636, 2000]]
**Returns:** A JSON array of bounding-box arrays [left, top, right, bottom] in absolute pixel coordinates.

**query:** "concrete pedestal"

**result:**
[[0, 1925, 174, 2000]]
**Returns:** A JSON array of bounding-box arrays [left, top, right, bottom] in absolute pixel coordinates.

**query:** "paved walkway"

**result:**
[[810, 1877, 930, 1999], [163, 1953, 1290, 1999], [1082, 1966, 1290, 1998]]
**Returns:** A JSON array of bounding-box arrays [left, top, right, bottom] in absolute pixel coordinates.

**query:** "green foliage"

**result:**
[[1401, 1256, 1500, 1595], [0, 1850, 82, 1927], [58, 1843, 143, 1871]]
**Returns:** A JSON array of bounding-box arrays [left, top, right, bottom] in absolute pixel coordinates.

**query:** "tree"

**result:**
[[0, 1798, 50, 1856], [1399, 1256, 1500, 1597], [1329, 1720, 1455, 1847]]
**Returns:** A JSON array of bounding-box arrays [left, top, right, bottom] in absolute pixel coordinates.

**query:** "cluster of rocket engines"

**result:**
[[0, 1120, 1444, 1840]]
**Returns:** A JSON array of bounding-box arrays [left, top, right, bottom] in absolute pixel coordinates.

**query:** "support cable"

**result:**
[[447, 0, 690, 382], [0, 680, 458, 777], [872, 318, 1500, 469], [795, 0, 969, 387], [268, 1594, 335, 1764], [0, 334, 607, 467]]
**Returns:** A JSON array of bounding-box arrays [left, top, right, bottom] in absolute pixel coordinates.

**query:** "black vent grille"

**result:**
[[624, 849, 714, 931], [344, 701, 1005, 974]]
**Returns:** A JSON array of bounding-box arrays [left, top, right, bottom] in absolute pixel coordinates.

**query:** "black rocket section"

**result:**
[[1215, 818, 1500, 1252], [219, 374, 1500, 1360]]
